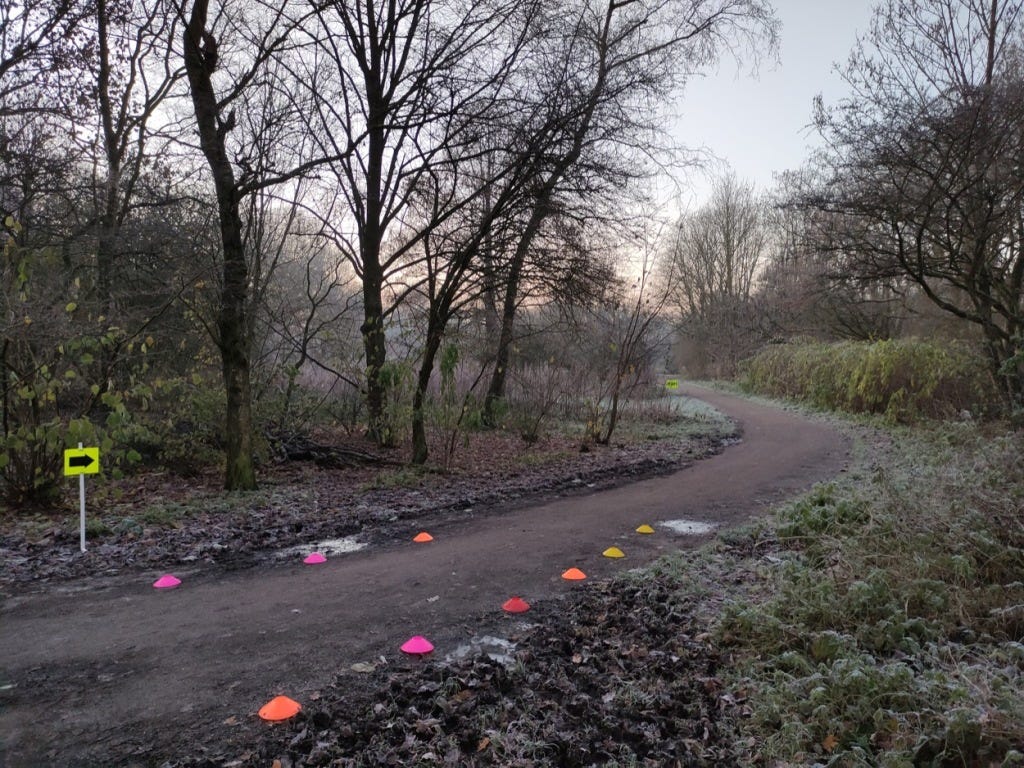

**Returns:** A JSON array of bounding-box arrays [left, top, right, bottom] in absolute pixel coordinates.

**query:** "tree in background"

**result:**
[[303, 0, 535, 447], [760, 171, 906, 342], [667, 171, 769, 377], [88, 0, 183, 316], [479, 0, 779, 425], [797, 0, 1024, 408]]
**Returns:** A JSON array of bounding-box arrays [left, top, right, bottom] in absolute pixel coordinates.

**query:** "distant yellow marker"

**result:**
[[636, 524, 655, 534], [664, 379, 680, 390], [602, 547, 625, 558]]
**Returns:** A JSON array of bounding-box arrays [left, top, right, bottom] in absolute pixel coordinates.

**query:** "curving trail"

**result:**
[[0, 386, 848, 765]]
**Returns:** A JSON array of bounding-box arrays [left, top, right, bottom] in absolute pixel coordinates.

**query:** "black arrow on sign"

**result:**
[[68, 454, 95, 470]]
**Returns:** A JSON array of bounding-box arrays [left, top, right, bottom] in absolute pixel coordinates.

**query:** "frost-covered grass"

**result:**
[[669, 420, 1024, 766], [610, 394, 734, 442]]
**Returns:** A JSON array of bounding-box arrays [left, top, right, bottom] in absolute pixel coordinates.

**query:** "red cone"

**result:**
[[502, 596, 530, 613]]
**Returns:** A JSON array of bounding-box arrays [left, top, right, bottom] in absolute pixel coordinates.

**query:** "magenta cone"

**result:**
[[153, 574, 181, 589], [400, 635, 434, 655], [303, 552, 326, 564]]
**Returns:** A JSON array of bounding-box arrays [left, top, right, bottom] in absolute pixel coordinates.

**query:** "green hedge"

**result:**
[[740, 339, 997, 421]]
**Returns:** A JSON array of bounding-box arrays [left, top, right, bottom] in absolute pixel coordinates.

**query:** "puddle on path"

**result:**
[[445, 635, 517, 666], [277, 536, 367, 559], [661, 519, 717, 535]]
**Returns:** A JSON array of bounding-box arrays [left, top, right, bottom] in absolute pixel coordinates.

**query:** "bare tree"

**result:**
[[799, 0, 1024, 407], [302, 0, 535, 445], [182, 0, 350, 489], [0, 0, 85, 121], [249, 197, 362, 425], [480, 0, 779, 424], [0, 0, 86, 231], [668, 171, 769, 376], [89, 0, 184, 314], [758, 173, 906, 342]]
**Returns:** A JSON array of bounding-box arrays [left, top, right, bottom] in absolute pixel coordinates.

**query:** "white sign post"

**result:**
[[78, 443, 86, 552]]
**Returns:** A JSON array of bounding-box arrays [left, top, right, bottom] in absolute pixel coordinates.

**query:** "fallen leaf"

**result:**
[[823, 734, 839, 752], [222, 715, 238, 726], [350, 662, 377, 673], [477, 736, 490, 752]]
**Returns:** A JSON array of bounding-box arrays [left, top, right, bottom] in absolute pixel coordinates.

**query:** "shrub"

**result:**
[[740, 339, 998, 421]]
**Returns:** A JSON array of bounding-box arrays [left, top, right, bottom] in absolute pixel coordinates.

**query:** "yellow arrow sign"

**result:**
[[64, 447, 100, 476], [665, 378, 680, 390]]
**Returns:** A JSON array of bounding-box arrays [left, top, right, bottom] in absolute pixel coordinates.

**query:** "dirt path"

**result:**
[[0, 387, 848, 766]]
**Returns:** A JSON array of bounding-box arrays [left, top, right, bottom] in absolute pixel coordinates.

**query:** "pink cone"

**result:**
[[152, 574, 181, 589], [303, 552, 326, 564], [400, 635, 434, 655]]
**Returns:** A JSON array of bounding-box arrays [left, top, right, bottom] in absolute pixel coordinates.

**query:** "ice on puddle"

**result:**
[[661, 519, 716, 535], [278, 536, 366, 559], [445, 635, 517, 666]]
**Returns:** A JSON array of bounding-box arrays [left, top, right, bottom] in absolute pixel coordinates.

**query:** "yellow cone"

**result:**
[[636, 524, 655, 534], [602, 546, 625, 558]]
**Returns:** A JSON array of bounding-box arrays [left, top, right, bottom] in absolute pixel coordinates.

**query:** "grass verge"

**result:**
[[677, 417, 1024, 766]]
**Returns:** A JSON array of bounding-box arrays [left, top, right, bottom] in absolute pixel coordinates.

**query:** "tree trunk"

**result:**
[[184, 0, 257, 490], [482, 260, 522, 425], [359, 73, 390, 446], [411, 318, 444, 465], [482, 11, 611, 424], [600, 382, 621, 445], [221, 298, 255, 489], [95, 0, 118, 316], [361, 263, 389, 445]]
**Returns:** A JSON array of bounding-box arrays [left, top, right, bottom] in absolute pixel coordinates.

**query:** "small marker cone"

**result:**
[[413, 531, 434, 543], [502, 596, 530, 613], [303, 552, 326, 564], [636, 524, 655, 534], [401, 635, 434, 655], [258, 695, 301, 721], [562, 567, 586, 581], [152, 574, 181, 589], [603, 546, 625, 558]]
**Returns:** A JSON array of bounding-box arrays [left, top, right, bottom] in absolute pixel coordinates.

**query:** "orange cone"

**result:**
[[258, 695, 301, 721], [502, 596, 530, 613], [603, 546, 625, 558], [562, 567, 586, 580], [635, 524, 655, 534], [413, 531, 433, 543]]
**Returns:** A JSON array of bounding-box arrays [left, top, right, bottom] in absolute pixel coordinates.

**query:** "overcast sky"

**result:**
[[666, 0, 878, 209]]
